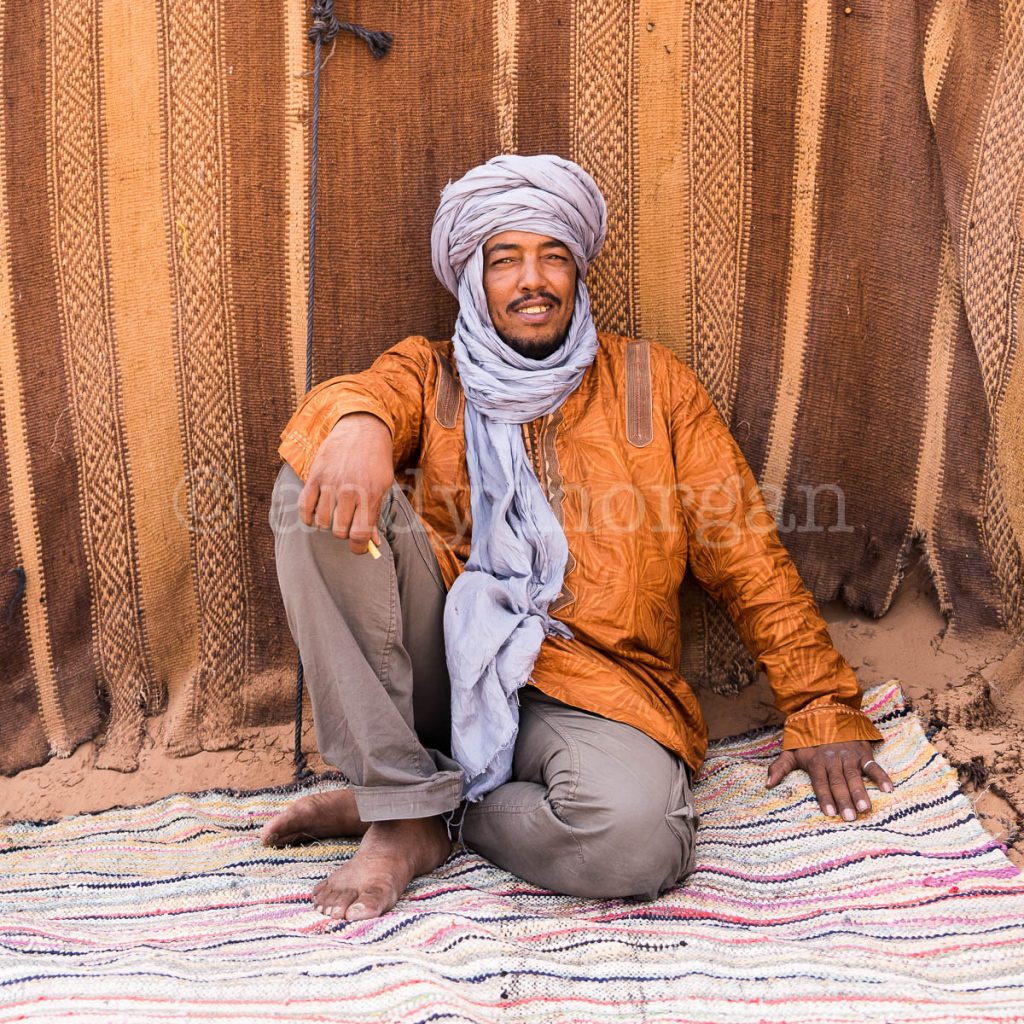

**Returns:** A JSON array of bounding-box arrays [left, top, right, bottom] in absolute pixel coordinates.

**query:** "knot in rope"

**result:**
[[307, 1, 393, 60]]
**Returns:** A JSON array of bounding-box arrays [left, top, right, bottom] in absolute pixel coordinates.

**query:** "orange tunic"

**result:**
[[278, 332, 882, 772]]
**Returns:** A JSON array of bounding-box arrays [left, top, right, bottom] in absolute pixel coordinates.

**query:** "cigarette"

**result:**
[[367, 539, 382, 560]]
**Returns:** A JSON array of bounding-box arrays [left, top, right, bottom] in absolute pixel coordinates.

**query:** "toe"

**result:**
[[312, 882, 332, 913], [261, 809, 302, 847], [315, 894, 355, 918], [313, 870, 360, 918], [345, 883, 396, 921]]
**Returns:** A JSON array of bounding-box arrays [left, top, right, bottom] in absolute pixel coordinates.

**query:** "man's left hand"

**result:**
[[766, 741, 893, 821]]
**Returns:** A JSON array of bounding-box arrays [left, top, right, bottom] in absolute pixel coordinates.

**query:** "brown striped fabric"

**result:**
[[49, 0, 160, 769], [1, 0, 1021, 776], [3, 0, 103, 767]]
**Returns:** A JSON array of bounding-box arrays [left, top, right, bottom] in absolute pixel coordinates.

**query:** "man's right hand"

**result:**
[[299, 413, 394, 555]]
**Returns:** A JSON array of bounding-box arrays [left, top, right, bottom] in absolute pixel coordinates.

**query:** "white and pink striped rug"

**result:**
[[2, 682, 1023, 1023]]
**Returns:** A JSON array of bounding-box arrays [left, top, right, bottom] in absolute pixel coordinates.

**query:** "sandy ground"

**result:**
[[3, 549, 1021, 866]]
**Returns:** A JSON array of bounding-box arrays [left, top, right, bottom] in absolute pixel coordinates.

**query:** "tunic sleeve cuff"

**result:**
[[782, 703, 883, 749], [277, 395, 395, 480]]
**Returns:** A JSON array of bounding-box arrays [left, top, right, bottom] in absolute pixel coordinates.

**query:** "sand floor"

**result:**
[[3, 549, 1021, 866]]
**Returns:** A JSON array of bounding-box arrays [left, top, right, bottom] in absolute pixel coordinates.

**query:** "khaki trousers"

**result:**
[[270, 463, 696, 900]]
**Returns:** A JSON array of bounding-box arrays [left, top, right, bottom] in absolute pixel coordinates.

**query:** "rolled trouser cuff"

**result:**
[[351, 772, 464, 821]]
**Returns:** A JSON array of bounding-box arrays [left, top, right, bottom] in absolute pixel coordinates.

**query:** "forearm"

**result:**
[[278, 336, 432, 479], [673, 367, 880, 742]]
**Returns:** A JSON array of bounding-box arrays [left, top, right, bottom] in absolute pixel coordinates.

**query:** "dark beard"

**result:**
[[496, 327, 569, 361]]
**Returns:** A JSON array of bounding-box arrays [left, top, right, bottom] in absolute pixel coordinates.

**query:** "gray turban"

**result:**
[[431, 154, 607, 295]]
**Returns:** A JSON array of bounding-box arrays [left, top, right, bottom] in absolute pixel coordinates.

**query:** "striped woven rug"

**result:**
[[2, 682, 1023, 1024]]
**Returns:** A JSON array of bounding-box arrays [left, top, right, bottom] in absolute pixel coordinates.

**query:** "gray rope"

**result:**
[[4, 566, 26, 622], [308, 1, 393, 59], [295, 2, 393, 780]]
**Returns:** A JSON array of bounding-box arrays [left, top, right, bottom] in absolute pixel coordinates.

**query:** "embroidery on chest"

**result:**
[[432, 348, 461, 428], [625, 339, 654, 448], [521, 414, 577, 612]]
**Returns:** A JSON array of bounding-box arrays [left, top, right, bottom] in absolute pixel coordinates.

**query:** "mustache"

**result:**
[[507, 292, 561, 314]]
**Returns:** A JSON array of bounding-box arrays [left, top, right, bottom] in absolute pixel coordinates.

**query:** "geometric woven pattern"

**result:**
[[3, 683, 1022, 1023]]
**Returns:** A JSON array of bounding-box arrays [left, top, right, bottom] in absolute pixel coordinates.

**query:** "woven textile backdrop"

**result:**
[[1, 0, 1022, 777]]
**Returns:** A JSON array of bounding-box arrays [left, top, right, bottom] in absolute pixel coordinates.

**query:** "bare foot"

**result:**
[[261, 789, 369, 847], [312, 816, 451, 921]]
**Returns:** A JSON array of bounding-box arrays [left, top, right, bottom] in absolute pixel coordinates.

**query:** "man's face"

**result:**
[[482, 231, 577, 360]]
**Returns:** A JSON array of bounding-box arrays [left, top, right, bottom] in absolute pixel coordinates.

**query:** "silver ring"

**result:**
[[861, 759, 879, 771]]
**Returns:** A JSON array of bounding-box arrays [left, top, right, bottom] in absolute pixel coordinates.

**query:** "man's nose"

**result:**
[[516, 255, 546, 292]]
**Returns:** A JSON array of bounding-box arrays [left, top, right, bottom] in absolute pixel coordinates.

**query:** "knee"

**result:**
[[561, 791, 694, 900], [270, 463, 305, 536]]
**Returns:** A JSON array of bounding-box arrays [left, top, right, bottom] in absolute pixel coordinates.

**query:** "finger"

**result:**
[[825, 756, 857, 822], [766, 749, 797, 788], [313, 488, 338, 532], [862, 757, 894, 794], [330, 489, 358, 540], [371, 525, 381, 547], [298, 479, 320, 528], [843, 754, 872, 814], [347, 493, 377, 556], [806, 761, 836, 818]]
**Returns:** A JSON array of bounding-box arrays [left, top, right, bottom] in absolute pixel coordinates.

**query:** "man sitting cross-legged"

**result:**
[[263, 154, 893, 922]]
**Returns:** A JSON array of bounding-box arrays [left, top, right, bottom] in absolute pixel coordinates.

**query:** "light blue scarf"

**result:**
[[430, 155, 607, 800]]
